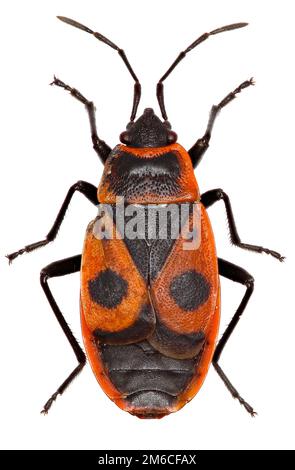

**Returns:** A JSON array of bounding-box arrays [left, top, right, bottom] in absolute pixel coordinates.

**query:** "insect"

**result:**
[[7, 16, 283, 418]]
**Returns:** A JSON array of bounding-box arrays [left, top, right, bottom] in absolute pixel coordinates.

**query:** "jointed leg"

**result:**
[[201, 188, 284, 261], [189, 79, 254, 167], [214, 258, 256, 416], [6, 180, 98, 263], [40, 254, 84, 413], [51, 76, 111, 162]]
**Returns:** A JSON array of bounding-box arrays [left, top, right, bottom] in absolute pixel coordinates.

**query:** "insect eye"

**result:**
[[167, 131, 177, 144], [120, 131, 131, 144]]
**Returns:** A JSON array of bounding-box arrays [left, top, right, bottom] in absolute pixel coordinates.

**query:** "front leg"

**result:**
[[51, 76, 111, 163], [189, 79, 254, 167], [6, 180, 98, 263], [201, 188, 284, 261]]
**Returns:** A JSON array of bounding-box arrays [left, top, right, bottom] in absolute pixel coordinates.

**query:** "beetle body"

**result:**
[[7, 17, 283, 418], [80, 116, 220, 418]]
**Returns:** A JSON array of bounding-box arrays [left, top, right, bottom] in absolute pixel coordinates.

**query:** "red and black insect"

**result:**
[[7, 17, 283, 418]]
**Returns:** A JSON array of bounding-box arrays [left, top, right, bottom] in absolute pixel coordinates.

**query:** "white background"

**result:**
[[0, 0, 294, 450]]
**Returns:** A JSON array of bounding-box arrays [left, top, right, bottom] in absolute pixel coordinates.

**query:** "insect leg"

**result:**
[[189, 79, 254, 167], [201, 188, 284, 261], [51, 76, 111, 162], [214, 257, 256, 416], [6, 181, 98, 263], [40, 254, 84, 413]]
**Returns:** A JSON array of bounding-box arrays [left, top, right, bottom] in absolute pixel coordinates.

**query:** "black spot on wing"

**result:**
[[170, 270, 210, 311], [88, 268, 128, 309]]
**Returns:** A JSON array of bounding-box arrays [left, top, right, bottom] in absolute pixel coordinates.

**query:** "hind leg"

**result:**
[[40, 254, 84, 414], [214, 257, 256, 416]]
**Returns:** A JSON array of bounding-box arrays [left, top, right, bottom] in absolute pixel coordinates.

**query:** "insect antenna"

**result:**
[[57, 16, 141, 121], [156, 22, 248, 121]]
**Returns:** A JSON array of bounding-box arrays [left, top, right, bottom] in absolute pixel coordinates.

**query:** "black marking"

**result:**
[[108, 370, 192, 396], [105, 150, 181, 199], [94, 303, 156, 345], [170, 270, 211, 311], [123, 238, 150, 281], [111, 204, 184, 281], [123, 222, 178, 282], [88, 268, 128, 309], [100, 341, 196, 371], [149, 319, 206, 359], [150, 239, 175, 281], [101, 341, 196, 397], [113, 151, 180, 179]]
